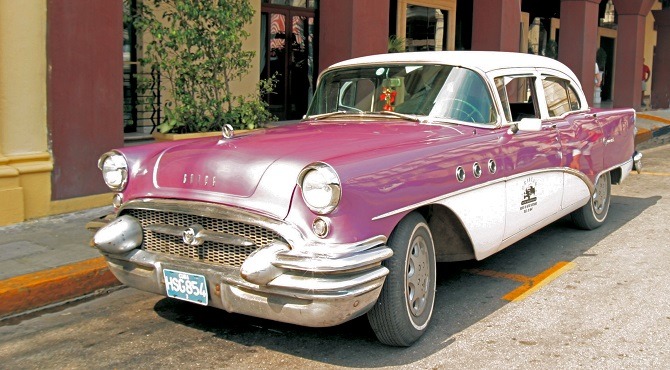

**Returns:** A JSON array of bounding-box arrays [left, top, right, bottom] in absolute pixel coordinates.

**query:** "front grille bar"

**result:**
[[146, 223, 255, 247], [122, 206, 286, 268]]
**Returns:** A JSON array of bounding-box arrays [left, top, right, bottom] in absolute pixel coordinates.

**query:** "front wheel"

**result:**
[[367, 212, 436, 346], [571, 172, 611, 230]]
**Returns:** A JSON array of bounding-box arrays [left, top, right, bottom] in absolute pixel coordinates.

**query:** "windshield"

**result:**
[[306, 64, 497, 124]]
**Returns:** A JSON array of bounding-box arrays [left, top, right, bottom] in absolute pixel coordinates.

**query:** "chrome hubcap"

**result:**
[[593, 175, 608, 215], [406, 235, 430, 316]]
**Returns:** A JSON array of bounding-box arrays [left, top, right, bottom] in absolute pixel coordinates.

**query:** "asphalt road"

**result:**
[[1, 144, 669, 369]]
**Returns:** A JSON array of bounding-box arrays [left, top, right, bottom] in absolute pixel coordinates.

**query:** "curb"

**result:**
[[0, 257, 119, 318], [636, 112, 670, 148]]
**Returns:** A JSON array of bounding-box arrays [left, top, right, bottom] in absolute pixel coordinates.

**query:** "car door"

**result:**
[[539, 74, 601, 210], [493, 73, 564, 244]]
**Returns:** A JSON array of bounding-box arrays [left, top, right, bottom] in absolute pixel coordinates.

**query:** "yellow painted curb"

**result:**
[[636, 128, 652, 145], [637, 113, 670, 125], [0, 257, 120, 317]]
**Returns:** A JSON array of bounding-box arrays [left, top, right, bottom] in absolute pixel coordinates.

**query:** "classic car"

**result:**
[[92, 51, 640, 346]]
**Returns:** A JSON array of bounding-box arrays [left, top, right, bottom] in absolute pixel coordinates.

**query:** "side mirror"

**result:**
[[518, 118, 542, 132], [507, 118, 543, 135]]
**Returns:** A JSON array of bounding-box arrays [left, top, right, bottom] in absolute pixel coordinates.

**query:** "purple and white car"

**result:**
[[93, 51, 640, 346]]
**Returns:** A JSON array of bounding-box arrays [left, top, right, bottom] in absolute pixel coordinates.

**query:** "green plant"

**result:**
[[544, 40, 558, 59], [130, 0, 275, 133], [388, 35, 405, 53]]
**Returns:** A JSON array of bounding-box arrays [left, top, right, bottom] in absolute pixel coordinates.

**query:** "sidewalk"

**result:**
[[0, 207, 119, 318], [635, 109, 670, 149], [1, 109, 669, 320]]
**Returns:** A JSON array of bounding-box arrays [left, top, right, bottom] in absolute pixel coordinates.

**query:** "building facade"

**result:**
[[0, 0, 666, 226]]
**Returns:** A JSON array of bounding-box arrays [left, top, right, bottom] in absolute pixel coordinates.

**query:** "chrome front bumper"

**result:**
[[633, 151, 643, 174], [93, 199, 393, 327]]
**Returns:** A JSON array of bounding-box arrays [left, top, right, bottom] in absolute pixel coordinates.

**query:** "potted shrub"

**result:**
[[129, 0, 275, 137]]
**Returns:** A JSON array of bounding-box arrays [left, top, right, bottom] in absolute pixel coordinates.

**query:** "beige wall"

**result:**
[[0, 0, 52, 225], [139, 0, 262, 122], [0, 0, 48, 156], [229, 0, 262, 96]]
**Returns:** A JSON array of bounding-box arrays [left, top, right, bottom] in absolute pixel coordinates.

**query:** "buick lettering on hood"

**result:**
[[92, 51, 640, 346]]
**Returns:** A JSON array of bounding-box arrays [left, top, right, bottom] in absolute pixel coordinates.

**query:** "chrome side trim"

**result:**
[[372, 161, 632, 221], [372, 167, 570, 220]]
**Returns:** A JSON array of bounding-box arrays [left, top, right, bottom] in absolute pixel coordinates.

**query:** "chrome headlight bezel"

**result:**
[[298, 162, 342, 215], [98, 151, 128, 191]]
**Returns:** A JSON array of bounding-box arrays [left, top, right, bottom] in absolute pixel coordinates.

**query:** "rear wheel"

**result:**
[[367, 212, 436, 346], [572, 172, 611, 230]]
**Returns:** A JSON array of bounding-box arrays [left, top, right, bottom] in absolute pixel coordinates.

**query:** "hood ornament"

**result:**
[[222, 124, 235, 139]]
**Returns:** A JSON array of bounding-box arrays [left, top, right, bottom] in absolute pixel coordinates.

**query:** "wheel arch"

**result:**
[[413, 204, 476, 262], [609, 166, 623, 185]]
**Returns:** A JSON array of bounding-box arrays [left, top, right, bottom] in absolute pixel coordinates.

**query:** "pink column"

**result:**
[[611, 0, 655, 109], [651, 8, 670, 109], [471, 0, 521, 52], [318, 0, 389, 72], [558, 0, 602, 106]]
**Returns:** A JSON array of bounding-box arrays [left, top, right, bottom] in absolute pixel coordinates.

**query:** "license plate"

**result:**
[[163, 269, 208, 306]]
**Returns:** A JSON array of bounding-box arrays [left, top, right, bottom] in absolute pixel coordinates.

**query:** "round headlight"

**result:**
[[299, 163, 341, 215], [98, 151, 128, 191]]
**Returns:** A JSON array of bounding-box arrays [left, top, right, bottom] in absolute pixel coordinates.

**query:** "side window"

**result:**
[[566, 84, 582, 111], [542, 77, 575, 117], [494, 76, 538, 123], [432, 68, 496, 124]]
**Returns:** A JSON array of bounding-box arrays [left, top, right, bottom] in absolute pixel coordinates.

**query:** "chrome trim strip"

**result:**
[[119, 198, 389, 256], [273, 246, 393, 273], [145, 223, 255, 247], [119, 198, 306, 248], [371, 161, 630, 221], [267, 268, 389, 293]]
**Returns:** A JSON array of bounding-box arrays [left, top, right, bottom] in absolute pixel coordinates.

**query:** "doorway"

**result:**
[[599, 36, 615, 101], [261, 3, 318, 120]]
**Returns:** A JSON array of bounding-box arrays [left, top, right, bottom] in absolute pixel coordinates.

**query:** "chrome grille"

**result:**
[[122, 208, 283, 267]]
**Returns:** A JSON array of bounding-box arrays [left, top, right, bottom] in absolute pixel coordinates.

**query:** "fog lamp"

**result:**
[[312, 217, 330, 238]]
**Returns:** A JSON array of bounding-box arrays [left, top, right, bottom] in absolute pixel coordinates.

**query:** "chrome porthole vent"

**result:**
[[473, 162, 482, 178], [456, 166, 466, 182], [488, 159, 497, 174]]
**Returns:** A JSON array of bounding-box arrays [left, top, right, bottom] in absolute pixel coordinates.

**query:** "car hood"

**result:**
[[122, 120, 471, 219]]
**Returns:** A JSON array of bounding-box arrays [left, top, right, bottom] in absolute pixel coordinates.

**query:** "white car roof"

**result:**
[[329, 51, 579, 82]]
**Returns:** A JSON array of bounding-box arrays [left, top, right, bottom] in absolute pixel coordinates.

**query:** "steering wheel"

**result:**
[[443, 98, 487, 123]]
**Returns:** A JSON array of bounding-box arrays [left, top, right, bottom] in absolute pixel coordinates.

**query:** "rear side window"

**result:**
[[494, 76, 539, 123], [542, 77, 581, 117]]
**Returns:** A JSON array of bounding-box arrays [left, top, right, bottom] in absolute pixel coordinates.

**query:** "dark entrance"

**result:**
[[261, 1, 318, 120], [599, 36, 615, 101]]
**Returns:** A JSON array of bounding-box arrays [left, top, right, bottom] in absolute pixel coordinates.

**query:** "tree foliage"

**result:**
[[130, 0, 275, 133]]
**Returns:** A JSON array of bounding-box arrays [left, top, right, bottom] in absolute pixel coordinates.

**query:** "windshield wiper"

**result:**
[[371, 110, 421, 122], [305, 111, 362, 121], [306, 110, 421, 122]]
